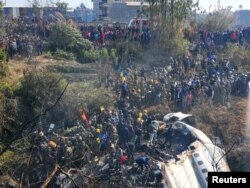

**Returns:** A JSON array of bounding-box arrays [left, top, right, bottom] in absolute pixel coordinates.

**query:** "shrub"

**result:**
[[0, 139, 30, 175], [0, 48, 6, 61], [54, 49, 76, 61], [99, 48, 109, 59], [0, 82, 12, 96], [15, 72, 67, 122], [110, 48, 117, 62], [83, 50, 99, 63], [216, 44, 250, 72], [49, 22, 93, 61], [0, 49, 7, 77], [0, 62, 8, 77], [0, 151, 16, 173]]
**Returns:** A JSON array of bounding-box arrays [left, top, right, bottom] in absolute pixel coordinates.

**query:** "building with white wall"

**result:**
[[91, 0, 148, 23]]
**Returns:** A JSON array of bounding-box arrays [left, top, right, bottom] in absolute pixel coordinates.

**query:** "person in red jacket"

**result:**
[[119, 152, 126, 165], [230, 31, 237, 43]]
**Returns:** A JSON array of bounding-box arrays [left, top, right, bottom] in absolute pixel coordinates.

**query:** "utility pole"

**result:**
[[85, 6, 87, 24]]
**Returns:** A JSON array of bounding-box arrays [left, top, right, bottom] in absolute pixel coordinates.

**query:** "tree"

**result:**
[[145, 0, 158, 28], [56, 2, 69, 18], [146, 0, 197, 29], [0, 1, 6, 37], [0, 49, 7, 77], [0, 70, 69, 155], [49, 22, 93, 62], [16, 72, 67, 123], [1, 71, 67, 146], [196, 4, 236, 32], [49, 22, 92, 51], [146, 0, 198, 56], [0, 1, 3, 17], [27, 0, 44, 19]]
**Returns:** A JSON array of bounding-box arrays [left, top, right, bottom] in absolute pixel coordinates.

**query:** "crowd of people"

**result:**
[[0, 17, 151, 61], [3, 13, 250, 187], [80, 23, 152, 45], [198, 27, 250, 46], [28, 45, 250, 186], [3, 13, 250, 61], [0, 16, 51, 60], [187, 27, 250, 54], [110, 53, 249, 112]]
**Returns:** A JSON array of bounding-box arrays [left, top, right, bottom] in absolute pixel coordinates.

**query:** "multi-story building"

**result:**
[[92, 0, 148, 23]]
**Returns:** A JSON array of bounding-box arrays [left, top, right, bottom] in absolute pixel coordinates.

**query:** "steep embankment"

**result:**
[[6, 54, 250, 172], [192, 98, 250, 171]]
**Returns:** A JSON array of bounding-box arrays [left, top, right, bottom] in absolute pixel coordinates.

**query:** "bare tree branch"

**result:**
[[40, 164, 59, 188], [215, 141, 237, 171]]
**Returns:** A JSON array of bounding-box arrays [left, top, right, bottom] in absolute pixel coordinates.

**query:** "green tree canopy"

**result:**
[[48, 22, 93, 61], [145, 0, 198, 56], [49, 22, 92, 52]]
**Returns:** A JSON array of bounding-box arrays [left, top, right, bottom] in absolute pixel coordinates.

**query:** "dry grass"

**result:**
[[192, 97, 247, 140]]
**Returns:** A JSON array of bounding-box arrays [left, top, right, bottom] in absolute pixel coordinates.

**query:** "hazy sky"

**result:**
[[199, 0, 250, 11], [3, 0, 250, 10]]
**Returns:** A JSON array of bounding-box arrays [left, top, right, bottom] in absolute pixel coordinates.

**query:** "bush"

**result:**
[[159, 28, 190, 57], [0, 82, 12, 96], [0, 139, 30, 175], [0, 49, 7, 77], [99, 48, 109, 59], [49, 22, 93, 61], [126, 41, 142, 56], [54, 49, 76, 61], [83, 50, 99, 63], [15, 72, 67, 122], [0, 62, 8, 77], [0, 48, 6, 61], [166, 33, 190, 57], [216, 44, 250, 72], [0, 151, 16, 173], [110, 48, 117, 62]]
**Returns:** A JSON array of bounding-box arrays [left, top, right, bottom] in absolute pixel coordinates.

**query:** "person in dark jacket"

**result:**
[[162, 124, 173, 148], [135, 156, 149, 170]]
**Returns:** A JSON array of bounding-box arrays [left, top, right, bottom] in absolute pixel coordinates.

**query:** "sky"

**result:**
[[2, 0, 250, 10], [198, 0, 250, 12]]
